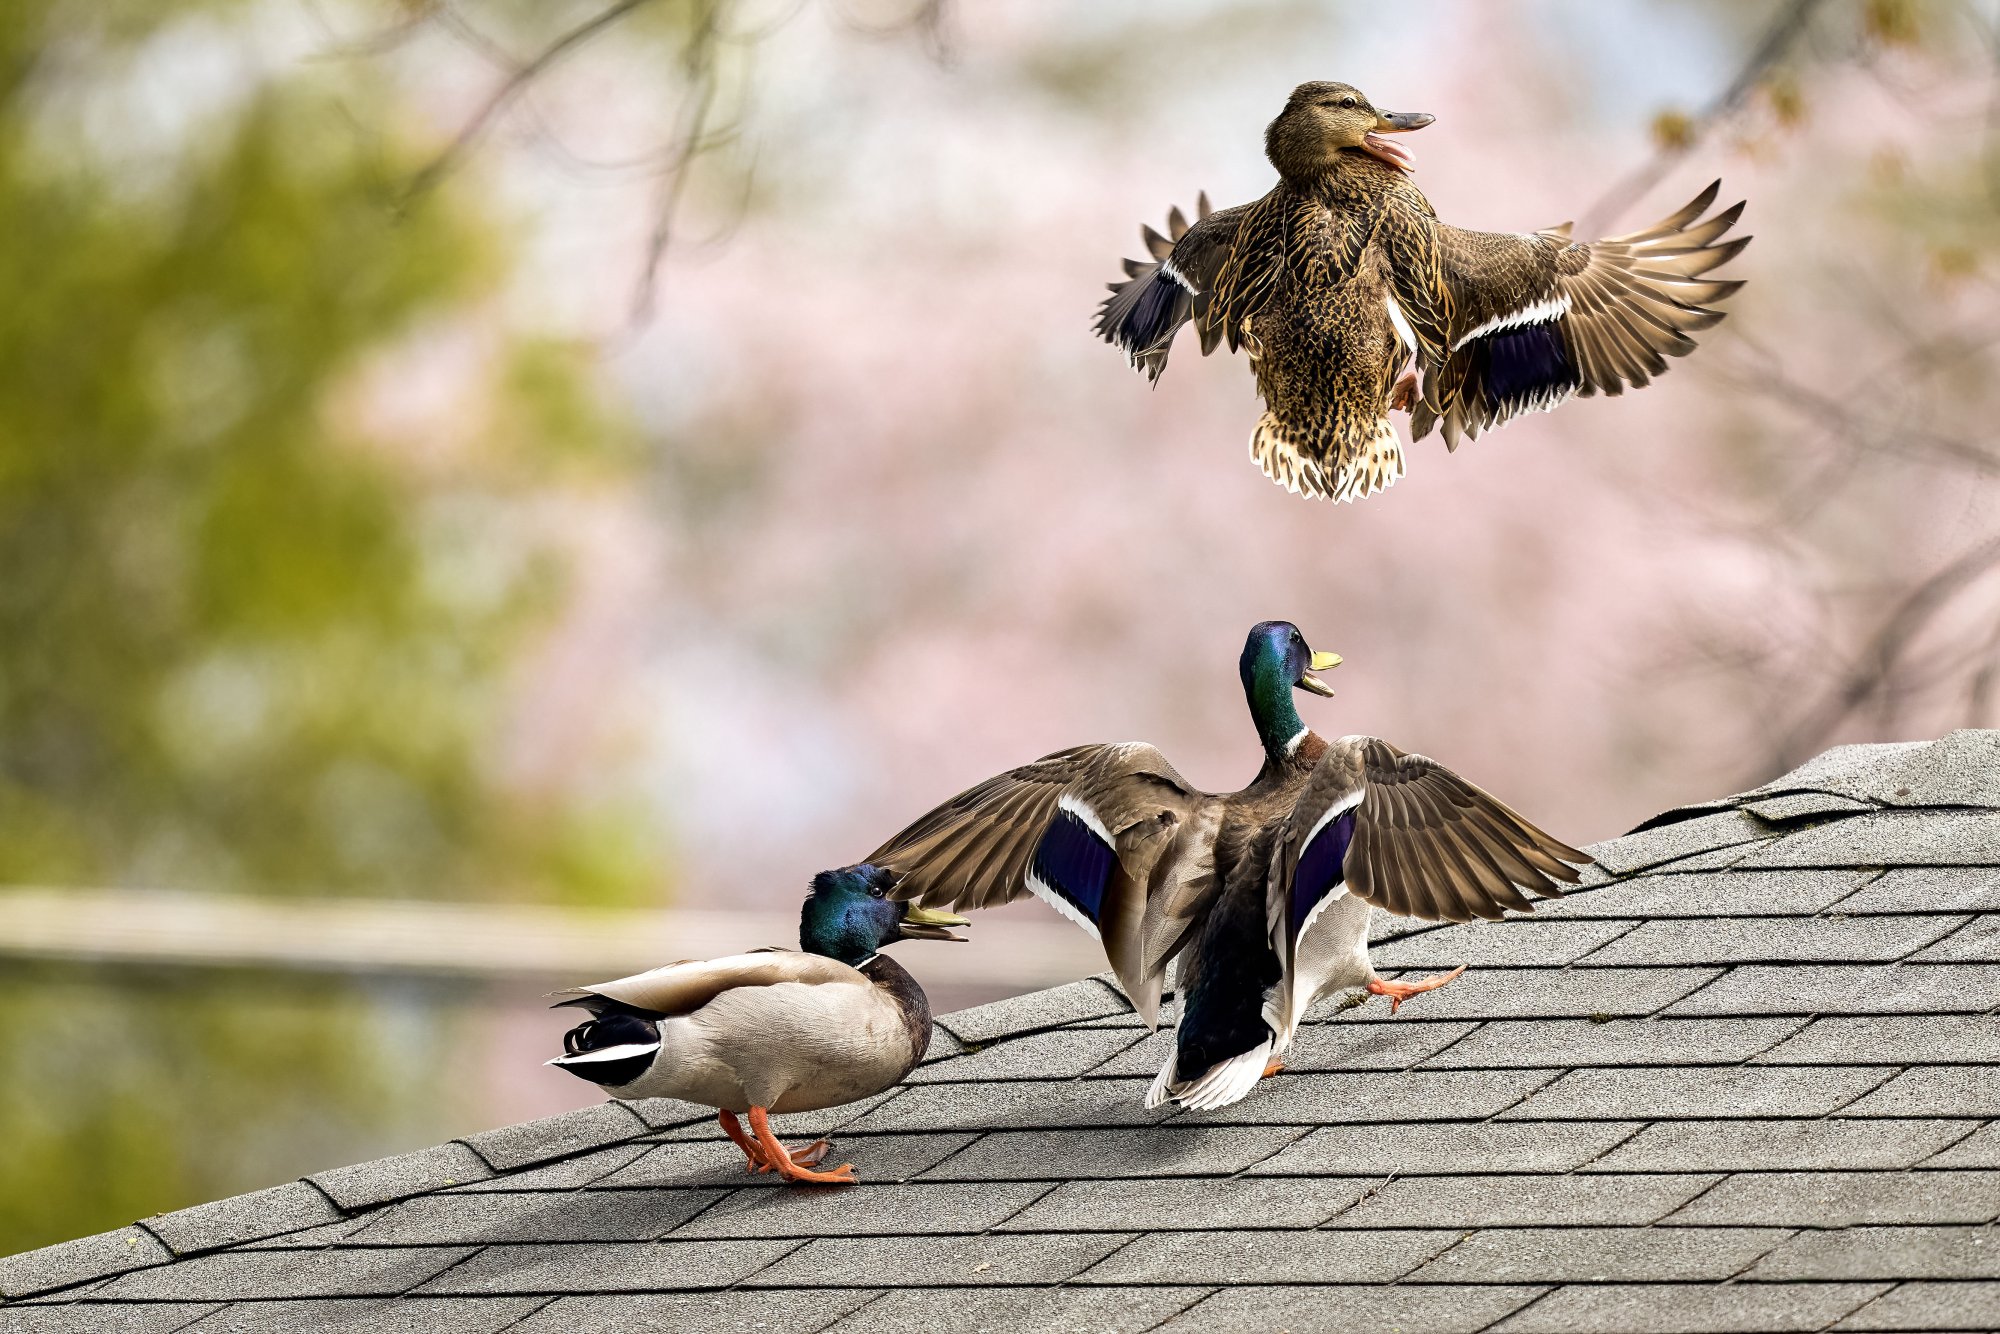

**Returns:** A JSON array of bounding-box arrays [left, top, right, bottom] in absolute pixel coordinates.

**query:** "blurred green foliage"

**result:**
[[0, 0, 670, 1255], [0, 962, 485, 1254], [0, 1, 656, 903]]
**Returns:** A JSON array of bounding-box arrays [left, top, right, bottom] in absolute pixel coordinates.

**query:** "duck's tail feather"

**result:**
[[547, 1012, 662, 1088], [1146, 1036, 1273, 1111], [1249, 412, 1404, 504]]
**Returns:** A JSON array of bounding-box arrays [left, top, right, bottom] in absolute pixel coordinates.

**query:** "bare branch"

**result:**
[[834, 0, 954, 65], [301, 0, 445, 61], [1580, 0, 1829, 234], [1737, 367, 2000, 475], [1768, 531, 2000, 772], [1964, 618, 2000, 724], [401, 0, 659, 205], [628, 0, 727, 325]]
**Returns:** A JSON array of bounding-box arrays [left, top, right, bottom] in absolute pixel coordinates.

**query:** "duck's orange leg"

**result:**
[[719, 1110, 834, 1173], [747, 1107, 857, 1185], [717, 1110, 766, 1172], [1261, 1060, 1285, 1079], [1367, 964, 1467, 1014]]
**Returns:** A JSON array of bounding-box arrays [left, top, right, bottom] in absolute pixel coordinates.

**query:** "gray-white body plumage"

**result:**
[[553, 950, 932, 1115]]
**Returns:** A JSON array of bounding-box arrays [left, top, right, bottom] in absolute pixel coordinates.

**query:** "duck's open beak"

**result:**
[[899, 904, 970, 942], [1299, 650, 1342, 698], [1361, 110, 1432, 173]]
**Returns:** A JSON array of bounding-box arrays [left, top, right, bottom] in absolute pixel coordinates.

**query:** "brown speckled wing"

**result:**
[[1404, 183, 1749, 448], [866, 742, 1215, 1025], [1211, 189, 1294, 353], [1095, 195, 1250, 381], [1332, 737, 1589, 924], [1375, 195, 1453, 364]]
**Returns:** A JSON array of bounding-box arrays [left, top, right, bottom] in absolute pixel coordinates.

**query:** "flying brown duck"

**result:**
[[1096, 81, 1749, 502], [866, 621, 1590, 1109]]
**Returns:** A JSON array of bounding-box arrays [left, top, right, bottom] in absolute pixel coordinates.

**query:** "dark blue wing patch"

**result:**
[[1030, 806, 1116, 929], [1476, 321, 1581, 415], [1289, 805, 1357, 942], [1120, 270, 1188, 354]]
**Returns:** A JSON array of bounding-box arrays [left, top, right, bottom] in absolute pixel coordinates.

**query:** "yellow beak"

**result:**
[[899, 904, 971, 941], [1299, 650, 1341, 698]]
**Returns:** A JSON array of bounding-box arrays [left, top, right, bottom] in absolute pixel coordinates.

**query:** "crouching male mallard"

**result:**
[[1096, 81, 1748, 503], [548, 866, 968, 1184], [866, 621, 1591, 1110]]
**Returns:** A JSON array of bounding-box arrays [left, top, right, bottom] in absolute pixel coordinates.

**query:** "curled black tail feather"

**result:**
[[562, 1012, 657, 1055]]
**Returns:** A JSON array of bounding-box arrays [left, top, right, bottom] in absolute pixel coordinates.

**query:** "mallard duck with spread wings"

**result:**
[[867, 621, 1590, 1110], [1096, 81, 1749, 502], [548, 866, 968, 1183]]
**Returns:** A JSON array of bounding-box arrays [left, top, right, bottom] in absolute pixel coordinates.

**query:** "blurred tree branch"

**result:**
[[0, 6, 661, 905], [344, 0, 948, 326], [1581, 0, 1829, 234], [1631, 0, 2000, 787], [401, 0, 660, 204], [1721, 333, 2000, 477], [1768, 532, 2000, 771], [631, 0, 723, 324]]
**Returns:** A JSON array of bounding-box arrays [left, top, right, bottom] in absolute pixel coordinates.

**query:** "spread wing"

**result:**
[[1267, 736, 1589, 977], [554, 951, 861, 1018], [1095, 194, 1251, 382], [1381, 182, 1748, 448], [867, 742, 1216, 1026]]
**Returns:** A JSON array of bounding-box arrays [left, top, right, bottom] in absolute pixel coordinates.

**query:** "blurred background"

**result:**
[[3, 0, 1996, 1254]]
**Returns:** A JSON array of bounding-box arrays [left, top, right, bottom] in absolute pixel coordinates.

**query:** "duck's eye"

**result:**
[[868, 884, 887, 899], [1341, 97, 1358, 108]]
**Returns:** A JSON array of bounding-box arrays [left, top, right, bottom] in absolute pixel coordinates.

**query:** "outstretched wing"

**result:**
[[868, 742, 1216, 1026], [554, 951, 861, 1018], [1095, 194, 1251, 382], [1345, 737, 1587, 920], [1266, 736, 1588, 980], [1382, 182, 1748, 448]]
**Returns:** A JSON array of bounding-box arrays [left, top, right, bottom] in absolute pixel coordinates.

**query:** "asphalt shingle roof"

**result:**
[[7, 730, 2000, 1333]]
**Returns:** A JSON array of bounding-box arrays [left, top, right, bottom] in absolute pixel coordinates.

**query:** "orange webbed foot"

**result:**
[[748, 1106, 860, 1186], [1367, 964, 1467, 1014], [778, 1160, 859, 1185], [786, 1138, 833, 1168], [1260, 1060, 1286, 1080]]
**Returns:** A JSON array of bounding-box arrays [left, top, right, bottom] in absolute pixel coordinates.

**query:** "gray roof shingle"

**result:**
[[7, 730, 2000, 1333]]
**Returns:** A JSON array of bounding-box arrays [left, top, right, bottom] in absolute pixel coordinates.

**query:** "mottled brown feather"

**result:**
[[1265, 736, 1590, 949]]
